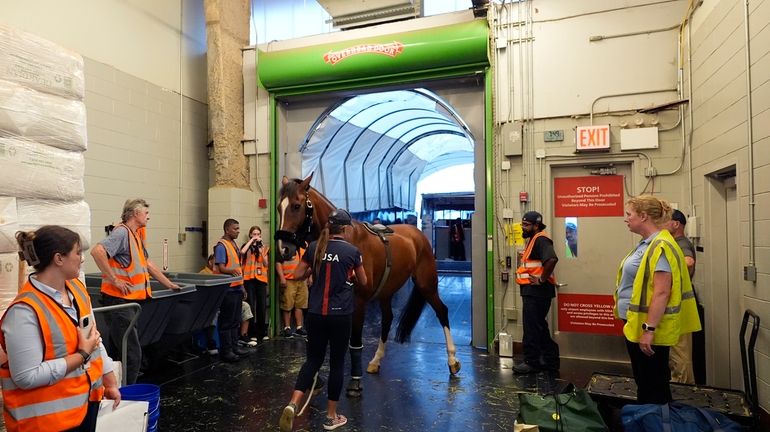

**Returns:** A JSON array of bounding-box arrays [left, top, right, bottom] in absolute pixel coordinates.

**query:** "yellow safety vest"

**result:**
[[615, 230, 701, 345]]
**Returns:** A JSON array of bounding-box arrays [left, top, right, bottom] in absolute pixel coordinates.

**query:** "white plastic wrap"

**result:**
[[0, 197, 19, 253], [0, 252, 21, 312], [0, 23, 85, 100], [0, 80, 87, 151], [17, 199, 92, 250], [0, 138, 85, 201]]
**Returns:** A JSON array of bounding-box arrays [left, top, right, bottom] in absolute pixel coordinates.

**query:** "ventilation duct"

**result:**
[[317, 0, 422, 30]]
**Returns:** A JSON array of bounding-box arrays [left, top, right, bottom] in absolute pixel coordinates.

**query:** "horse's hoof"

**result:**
[[366, 363, 380, 374], [448, 360, 461, 375], [346, 379, 363, 398]]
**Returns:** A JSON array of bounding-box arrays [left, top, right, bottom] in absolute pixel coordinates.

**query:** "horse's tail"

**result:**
[[395, 278, 426, 343]]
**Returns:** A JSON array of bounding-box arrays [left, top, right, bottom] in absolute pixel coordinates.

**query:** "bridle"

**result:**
[[274, 196, 314, 251]]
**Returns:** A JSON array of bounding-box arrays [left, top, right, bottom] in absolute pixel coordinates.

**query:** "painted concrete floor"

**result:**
[[141, 274, 631, 431]]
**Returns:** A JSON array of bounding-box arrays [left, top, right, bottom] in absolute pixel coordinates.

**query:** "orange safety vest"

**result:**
[[242, 247, 269, 283], [0, 278, 105, 431], [515, 231, 557, 285], [136, 226, 146, 243], [100, 224, 151, 300], [280, 248, 304, 280], [213, 239, 243, 288]]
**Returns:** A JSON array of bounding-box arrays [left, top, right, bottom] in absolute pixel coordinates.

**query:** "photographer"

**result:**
[[241, 226, 269, 342]]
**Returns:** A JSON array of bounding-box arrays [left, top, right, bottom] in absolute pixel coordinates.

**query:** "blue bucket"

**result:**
[[120, 384, 160, 432]]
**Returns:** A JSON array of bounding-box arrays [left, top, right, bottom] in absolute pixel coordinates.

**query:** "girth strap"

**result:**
[[366, 224, 394, 300]]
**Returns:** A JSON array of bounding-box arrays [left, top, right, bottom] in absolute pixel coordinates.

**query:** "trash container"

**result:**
[[161, 272, 241, 335], [84, 274, 195, 346]]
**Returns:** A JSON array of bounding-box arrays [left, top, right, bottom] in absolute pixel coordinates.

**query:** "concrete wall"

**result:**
[[688, 0, 770, 413], [83, 58, 209, 272], [1, 0, 211, 272]]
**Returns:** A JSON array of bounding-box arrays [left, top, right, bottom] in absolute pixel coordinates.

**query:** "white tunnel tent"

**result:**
[[299, 88, 475, 213]]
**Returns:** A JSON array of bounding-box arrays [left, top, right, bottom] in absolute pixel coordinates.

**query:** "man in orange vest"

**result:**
[[91, 198, 179, 384], [513, 211, 560, 374], [213, 218, 251, 362]]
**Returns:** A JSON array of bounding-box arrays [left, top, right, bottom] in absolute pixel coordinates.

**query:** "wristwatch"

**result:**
[[77, 349, 91, 363], [642, 322, 656, 333]]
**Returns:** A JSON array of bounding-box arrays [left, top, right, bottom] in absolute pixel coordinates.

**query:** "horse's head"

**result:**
[[275, 174, 314, 262]]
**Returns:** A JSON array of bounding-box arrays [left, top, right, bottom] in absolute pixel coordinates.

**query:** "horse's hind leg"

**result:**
[[416, 271, 461, 375], [366, 297, 393, 374]]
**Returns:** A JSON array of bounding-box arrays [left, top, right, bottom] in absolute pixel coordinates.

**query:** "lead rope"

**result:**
[[297, 371, 320, 416]]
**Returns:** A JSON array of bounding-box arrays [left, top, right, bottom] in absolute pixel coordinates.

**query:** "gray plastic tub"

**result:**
[[85, 274, 195, 346]]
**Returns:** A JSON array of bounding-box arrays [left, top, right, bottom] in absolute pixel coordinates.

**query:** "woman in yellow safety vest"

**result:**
[[1, 226, 121, 431], [614, 196, 700, 404]]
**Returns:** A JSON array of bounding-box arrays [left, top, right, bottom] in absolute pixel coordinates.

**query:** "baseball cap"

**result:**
[[671, 209, 687, 225], [329, 209, 352, 226], [522, 211, 546, 230]]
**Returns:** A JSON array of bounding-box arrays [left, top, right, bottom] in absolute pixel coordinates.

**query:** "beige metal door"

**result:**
[[549, 163, 637, 362]]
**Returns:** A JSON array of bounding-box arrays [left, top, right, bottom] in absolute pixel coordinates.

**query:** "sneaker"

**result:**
[[513, 361, 539, 374], [294, 327, 307, 337], [220, 350, 239, 363], [279, 403, 297, 432], [233, 346, 252, 357], [239, 336, 257, 347], [323, 414, 348, 430], [250, 337, 258, 342], [262, 335, 270, 341], [280, 327, 293, 338], [206, 348, 219, 355]]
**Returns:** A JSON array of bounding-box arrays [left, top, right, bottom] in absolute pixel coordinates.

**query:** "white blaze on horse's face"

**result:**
[[277, 196, 290, 257]]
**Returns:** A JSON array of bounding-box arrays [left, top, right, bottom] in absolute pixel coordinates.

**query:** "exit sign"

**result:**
[[576, 125, 611, 151]]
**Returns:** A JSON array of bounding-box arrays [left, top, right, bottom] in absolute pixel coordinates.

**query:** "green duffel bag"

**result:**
[[518, 384, 608, 432]]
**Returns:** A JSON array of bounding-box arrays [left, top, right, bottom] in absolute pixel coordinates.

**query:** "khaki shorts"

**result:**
[[280, 279, 308, 311], [241, 301, 254, 322]]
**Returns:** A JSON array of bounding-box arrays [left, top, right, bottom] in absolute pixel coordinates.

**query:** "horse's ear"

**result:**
[[281, 176, 290, 186], [300, 173, 313, 191]]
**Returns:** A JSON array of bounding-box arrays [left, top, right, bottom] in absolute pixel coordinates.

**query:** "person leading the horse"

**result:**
[[279, 208, 367, 432]]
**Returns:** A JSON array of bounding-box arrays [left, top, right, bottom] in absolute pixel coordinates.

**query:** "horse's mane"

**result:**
[[280, 177, 337, 211]]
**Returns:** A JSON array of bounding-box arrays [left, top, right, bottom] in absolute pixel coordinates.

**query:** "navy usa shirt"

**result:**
[[303, 238, 362, 315]]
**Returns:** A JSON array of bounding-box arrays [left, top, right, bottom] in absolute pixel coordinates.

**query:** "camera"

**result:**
[[252, 240, 263, 251]]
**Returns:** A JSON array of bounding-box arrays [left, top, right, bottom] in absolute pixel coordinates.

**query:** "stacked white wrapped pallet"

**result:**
[[0, 23, 91, 307]]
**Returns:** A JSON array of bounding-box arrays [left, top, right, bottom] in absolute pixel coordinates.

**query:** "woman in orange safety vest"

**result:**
[[241, 225, 270, 342], [0, 226, 121, 431]]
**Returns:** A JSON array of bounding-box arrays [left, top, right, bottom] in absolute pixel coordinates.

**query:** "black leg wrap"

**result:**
[[349, 345, 363, 378]]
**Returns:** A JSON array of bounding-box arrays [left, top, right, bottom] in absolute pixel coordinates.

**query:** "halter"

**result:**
[[274, 197, 314, 249]]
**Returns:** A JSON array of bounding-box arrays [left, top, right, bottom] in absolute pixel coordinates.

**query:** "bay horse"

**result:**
[[275, 174, 461, 397]]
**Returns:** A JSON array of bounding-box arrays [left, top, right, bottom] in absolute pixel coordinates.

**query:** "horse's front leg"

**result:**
[[346, 297, 366, 398], [367, 298, 393, 374]]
